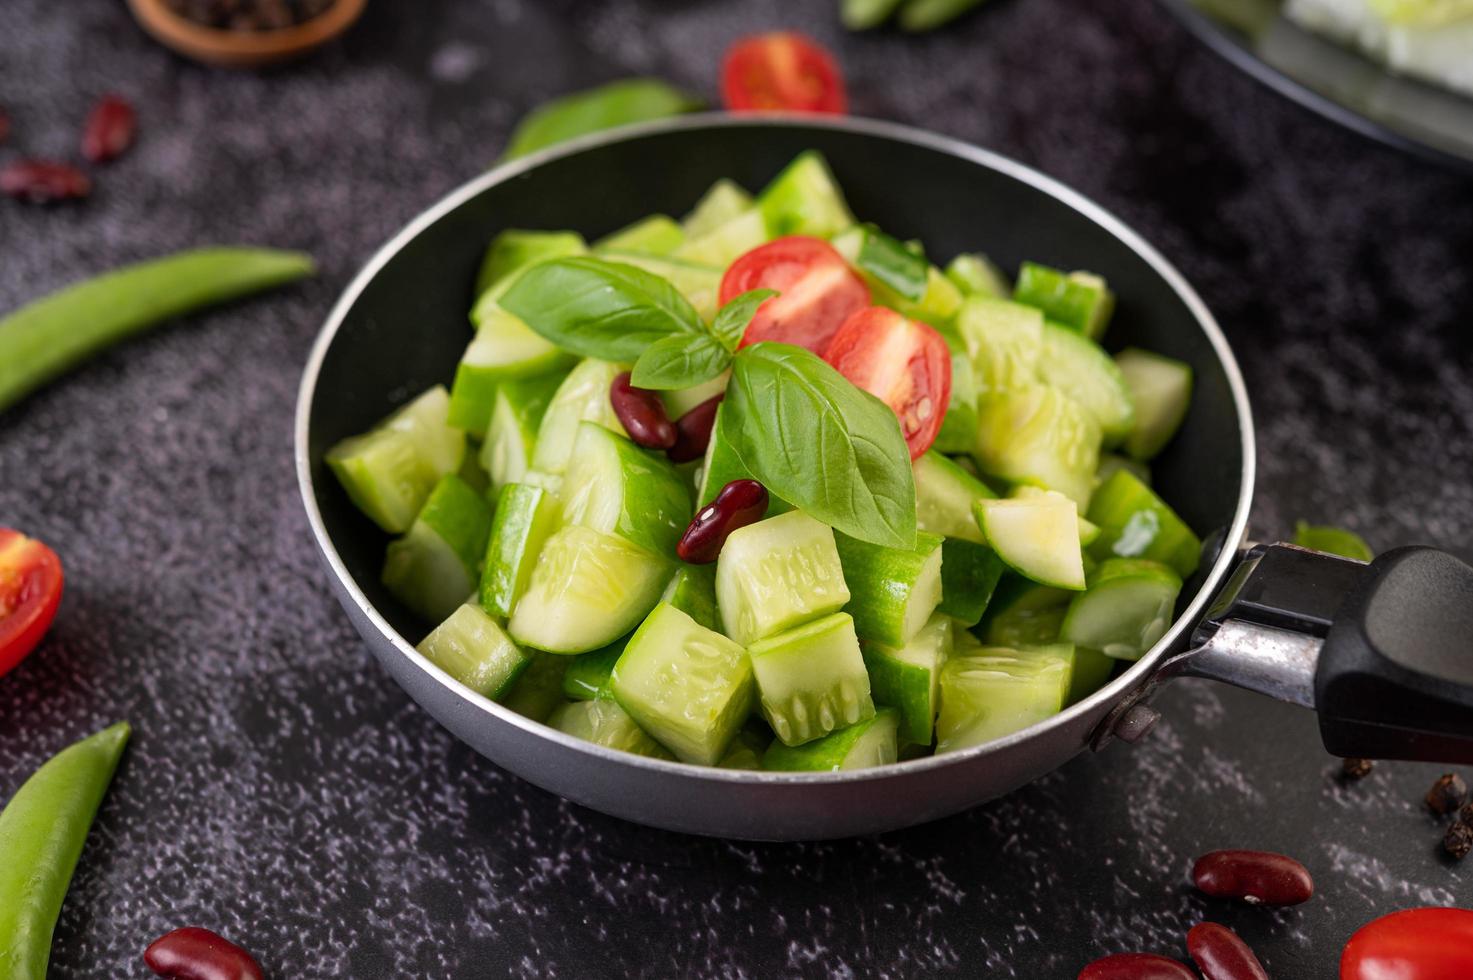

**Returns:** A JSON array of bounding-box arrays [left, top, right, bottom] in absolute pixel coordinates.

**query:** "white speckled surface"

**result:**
[[1, 0, 1470, 976]]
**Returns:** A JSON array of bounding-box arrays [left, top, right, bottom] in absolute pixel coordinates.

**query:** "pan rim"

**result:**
[[295, 111, 1256, 786]]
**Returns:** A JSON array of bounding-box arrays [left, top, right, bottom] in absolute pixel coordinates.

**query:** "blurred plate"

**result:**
[[1160, 0, 1473, 174]]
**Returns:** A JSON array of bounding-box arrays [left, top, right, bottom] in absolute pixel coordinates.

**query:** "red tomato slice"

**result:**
[[721, 236, 870, 355], [721, 32, 848, 114], [824, 306, 952, 460], [0, 528, 64, 679], [1341, 908, 1473, 980]]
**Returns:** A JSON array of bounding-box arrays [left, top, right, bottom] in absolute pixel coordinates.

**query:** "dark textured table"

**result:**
[[3, 1, 1471, 977]]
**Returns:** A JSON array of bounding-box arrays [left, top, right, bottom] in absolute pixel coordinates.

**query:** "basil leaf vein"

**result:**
[[631, 333, 730, 390]]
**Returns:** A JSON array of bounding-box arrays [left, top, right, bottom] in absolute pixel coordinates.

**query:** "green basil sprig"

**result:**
[[630, 289, 776, 389], [721, 343, 916, 549]]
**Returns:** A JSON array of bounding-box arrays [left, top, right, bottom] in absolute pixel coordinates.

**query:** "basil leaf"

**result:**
[[631, 334, 731, 390], [722, 343, 916, 549], [855, 224, 929, 301], [501, 79, 702, 161], [500, 256, 705, 362], [711, 289, 777, 353]]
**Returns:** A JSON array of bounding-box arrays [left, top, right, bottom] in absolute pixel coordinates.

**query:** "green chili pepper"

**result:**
[[1294, 521, 1375, 561], [897, 0, 988, 31], [0, 247, 315, 414], [501, 79, 702, 161], [0, 721, 131, 980]]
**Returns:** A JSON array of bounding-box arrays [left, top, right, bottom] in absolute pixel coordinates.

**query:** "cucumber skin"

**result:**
[[475, 229, 586, 299], [914, 450, 992, 544], [1063, 644, 1116, 705], [383, 472, 495, 624], [1012, 262, 1115, 340], [416, 604, 532, 701], [1086, 470, 1201, 579], [1060, 557, 1182, 662], [762, 708, 900, 772], [661, 564, 720, 632], [932, 355, 979, 455], [937, 538, 1006, 626], [562, 421, 693, 559], [834, 531, 945, 648], [479, 483, 558, 620], [500, 652, 569, 723], [562, 639, 628, 701], [481, 369, 569, 492], [757, 151, 855, 239], [862, 615, 951, 747]]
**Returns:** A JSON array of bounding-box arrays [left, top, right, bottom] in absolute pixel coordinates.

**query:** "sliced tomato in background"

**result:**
[[1341, 908, 1473, 980], [0, 528, 64, 678], [721, 32, 848, 114], [721, 236, 870, 354], [824, 306, 952, 460]]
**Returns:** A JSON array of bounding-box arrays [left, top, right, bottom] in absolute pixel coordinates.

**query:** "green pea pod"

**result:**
[[0, 721, 131, 980], [1294, 520, 1374, 561], [0, 247, 315, 414], [898, 0, 988, 31], [501, 79, 702, 161]]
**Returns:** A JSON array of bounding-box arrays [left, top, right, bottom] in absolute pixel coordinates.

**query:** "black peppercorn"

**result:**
[[1444, 821, 1473, 861], [1459, 803, 1473, 828], [1425, 773, 1468, 815], [1340, 758, 1374, 781]]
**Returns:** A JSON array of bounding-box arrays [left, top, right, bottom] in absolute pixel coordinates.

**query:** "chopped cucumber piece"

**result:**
[[659, 371, 728, 421], [863, 614, 952, 746], [417, 603, 532, 700], [382, 474, 494, 624], [1060, 558, 1182, 661], [718, 726, 771, 770], [1010, 485, 1101, 545], [914, 450, 993, 544], [562, 637, 628, 701], [1037, 321, 1135, 444], [894, 265, 964, 327], [763, 708, 899, 772], [611, 603, 755, 765], [1013, 262, 1115, 340], [530, 358, 627, 475], [682, 178, 753, 239], [932, 354, 978, 454], [500, 651, 568, 723], [326, 385, 466, 534], [1097, 453, 1151, 488], [479, 370, 567, 493], [980, 577, 1072, 647], [549, 698, 673, 760], [561, 421, 693, 557], [937, 537, 1005, 626], [830, 224, 930, 302], [673, 208, 768, 268], [748, 612, 876, 746], [1087, 469, 1201, 579], [1115, 348, 1192, 461], [945, 253, 1010, 298], [593, 215, 684, 256], [480, 482, 560, 620], [936, 646, 1071, 753], [955, 297, 1043, 392], [834, 530, 944, 647], [661, 563, 719, 631], [757, 151, 855, 239], [1052, 642, 1117, 705], [597, 250, 723, 321], [975, 492, 1086, 590], [973, 385, 1101, 507], [448, 307, 575, 435], [474, 229, 586, 299], [458, 450, 490, 495], [697, 402, 792, 513], [716, 511, 851, 647], [509, 525, 671, 654], [1293, 521, 1373, 561]]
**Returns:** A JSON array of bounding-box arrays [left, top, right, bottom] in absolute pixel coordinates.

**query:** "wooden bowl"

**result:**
[[125, 0, 367, 68]]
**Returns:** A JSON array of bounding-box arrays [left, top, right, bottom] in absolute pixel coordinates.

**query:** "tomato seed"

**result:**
[[0, 160, 91, 204], [1076, 951, 1198, 980], [81, 94, 137, 163], [667, 393, 723, 463], [609, 372, 676, 450], [676, 479, 768, 564], [1187, 922, 1268, 980], [1192, 849, 1314, 906], [1425, 773, 1468, 815], [144, 926, 263, 980]]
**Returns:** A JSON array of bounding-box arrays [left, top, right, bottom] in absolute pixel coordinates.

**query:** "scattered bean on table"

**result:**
[[1191, 849, 1314, 906], [1186, 922, 1269, 980]]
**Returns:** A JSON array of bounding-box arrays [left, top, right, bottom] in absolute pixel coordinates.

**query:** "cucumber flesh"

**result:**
[[599, 250, 723, 322], [1060, 557, 1182, 661], [500, 652, 568, 723], [935, 647, 1071, 753], [914, 450, 993, 544], [660, 371, 728, 421], [718, 726, 771, 770], [937, 537, 1006, 626], [931, 354, 978, 454], [973, 385, 1101, 507], [757, 151, 855, 239], [834, 530, 944, 648], [975, 493, 1086, 590], [1012, 262, 1115, 341], [682, 178, 754, 238], [475, 229, 586, 299], [980, 578, 1072, 647], [561, 421, 693, 558], [748, 612, 876, 746], [480, 370, 567, 493], [611, 603, 755, 765], [762, 708, 899, 772], [1037, 321, 1135, 444], [593, 215, 684, 256], [530, 358, 627, 475], [954, 297, 1043, 392], [862, 614, 952, 746], [383, 474, 494, 625], [1010, 485, 1100, 545], [508, 525, 671, 654], [549, 698, 673, 760], [672, 208, 769, 268], [448, 305, 574, 435], [715, 510, 850, 647], [480, 482, 560, 620], [945, 253, 1011, 299], [660, 563, 719, 631], [562, 638, 628, 701], [1115, 348, 1192, 461], [1086, 469, 1201, 579], [417, 603, 531, 701]]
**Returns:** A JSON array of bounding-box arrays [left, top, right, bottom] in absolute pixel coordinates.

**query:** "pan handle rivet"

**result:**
[[1113, 704, 1162, 744]]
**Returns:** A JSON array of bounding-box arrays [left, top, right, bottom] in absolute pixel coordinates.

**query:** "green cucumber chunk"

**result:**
[[757, 151, 855, 239], [479, 482, 560, 620], [660, 371, 728, 421], [611, 603, 755, 765], [980, 577, 1072, 647], [829, 224, 929, 301], [448, 306, 576, 436], [945, 253, 1010, 298], [935, 646, 1071, 753], [673, 208, 769, 268], [508, 525, 670, 654], [973, 384, 1101, 507], [1060, 558, 1182, 661], [382, 474, 494, 624], [596, 250, 723, 322], [683, 178, 754, 238], [748, 612, 876, 746], [938, 537, 1006, 626], [1115, 348, 1192, 461], [530, 358, 627, 475], [479, 370, 567, 493], [1038, 321, 1135, 444], [1010, 485, 1101, 544], [762, 708, 900, 772], [417, 603, 532, 701], [474, 229, 586, 299], [458, 450, 490, 495], [326, 385, 466, 534], [718, 726, 771, 770], [1293, 521, 1373, 561], [914, 450, 993, 544], [1097, 453, 1152, 488], [593, 215, 684, 256], [716, 510, 850, 647], [932, 354, 978, 454], [1086, 469, 1201, 578], [1056, 642, 1117, 705], [549, 698, 673, 760], [975, 492, 1086, 590], [834, 530, 944, 647], [1012, 262, 1115, 340], [954, 297, 1043, 392], [561, 421, 693, 557], [862, 613, 952, 746], [500, 652, 569, 723], [697, 402, 792, 513], [562, 637, 628, 701], [661, 563, 719, 631]]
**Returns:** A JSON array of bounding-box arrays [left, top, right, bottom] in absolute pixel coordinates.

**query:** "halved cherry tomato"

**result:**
[[0, 528, 64, 678], [721, 236, 870, 355], [824, 306, 952, 460], [721, 32, 848, 114], [1341, 908, 1473, 980]]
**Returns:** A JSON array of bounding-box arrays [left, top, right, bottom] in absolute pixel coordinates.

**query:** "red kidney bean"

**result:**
[[81, 93, 137, 163], [144, 927, 263, 980], [1192, 849, 1314, 906], [0, 160, 91, 204], [677, 479, 768, 563], [1187, 922, 1268, 980], [610, 372, 676, 450], [667, 392, 724, 463], [1077, 952, 1198, 980]]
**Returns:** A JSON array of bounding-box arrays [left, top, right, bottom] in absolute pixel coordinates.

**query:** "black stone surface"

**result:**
[[3, 0, 1471, 976]]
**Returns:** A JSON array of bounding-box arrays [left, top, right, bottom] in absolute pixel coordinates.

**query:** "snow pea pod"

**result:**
[[501, 79, 701, 161], [897, 0, 988, 31], [0, 721, 131, 980], [0, 247, 314, 413]]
